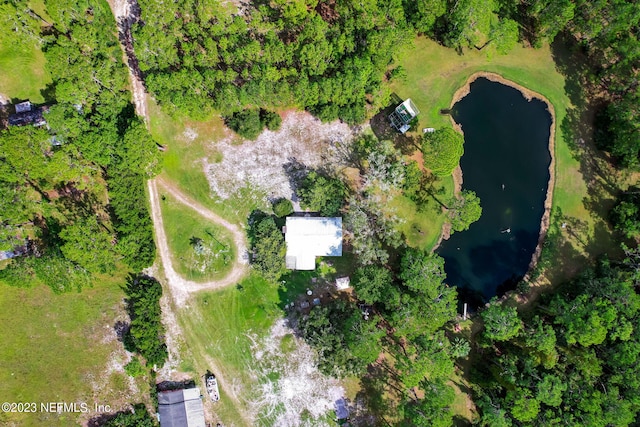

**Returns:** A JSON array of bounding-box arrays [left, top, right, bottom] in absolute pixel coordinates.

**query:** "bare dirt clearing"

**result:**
[[204, 111, 360, 202]]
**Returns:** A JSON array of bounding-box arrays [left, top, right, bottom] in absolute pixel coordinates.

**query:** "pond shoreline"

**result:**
[[434, 72, 556, 290]]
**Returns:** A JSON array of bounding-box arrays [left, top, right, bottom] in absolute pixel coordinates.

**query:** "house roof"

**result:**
[[285, 217, 342, 270], [158, 388, 205, 427]]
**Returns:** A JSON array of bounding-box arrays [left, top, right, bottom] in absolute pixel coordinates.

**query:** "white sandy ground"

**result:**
[[204, 111, 357, 202], [246, 319, 345, 426]]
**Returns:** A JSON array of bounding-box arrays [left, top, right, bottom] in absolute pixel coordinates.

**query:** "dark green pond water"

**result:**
[[437, 77, 552, 307]]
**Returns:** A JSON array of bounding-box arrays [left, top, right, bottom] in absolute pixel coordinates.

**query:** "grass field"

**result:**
[[160, 192, 236, 282], [175, 275, 281, 426], [0, 277, 149, 427], [0, 2, 51, 103]]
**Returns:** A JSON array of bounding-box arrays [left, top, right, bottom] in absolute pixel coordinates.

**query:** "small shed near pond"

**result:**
[[389, 98, 419, 134]]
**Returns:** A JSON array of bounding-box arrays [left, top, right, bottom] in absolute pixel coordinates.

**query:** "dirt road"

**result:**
[[108, 0, 149, 123], [148, 177, 249, 305], [108, 0, 249, 301]]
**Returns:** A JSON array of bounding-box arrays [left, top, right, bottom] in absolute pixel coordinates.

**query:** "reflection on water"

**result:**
[[437, 78, 552, 308]]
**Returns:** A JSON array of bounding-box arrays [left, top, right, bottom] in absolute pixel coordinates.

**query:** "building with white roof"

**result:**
[[284, 216, 342, 270]]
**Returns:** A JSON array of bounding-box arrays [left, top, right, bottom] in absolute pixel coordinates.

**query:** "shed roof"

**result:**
[[335, 398, 349, 420], [158, 388, 205, 427], [335, 277, 351, 290], [285, 217, 342, 270]]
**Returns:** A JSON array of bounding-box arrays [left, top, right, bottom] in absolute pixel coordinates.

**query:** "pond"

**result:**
[[437, 77, 553, 308]]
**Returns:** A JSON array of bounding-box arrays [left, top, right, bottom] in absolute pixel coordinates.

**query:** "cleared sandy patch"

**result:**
[[204, 111, 357, 202], [246, 319, 345, 426]]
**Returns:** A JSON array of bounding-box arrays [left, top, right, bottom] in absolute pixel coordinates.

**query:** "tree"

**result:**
[[299, 300, 383, 377], [507, 388, 540, 423], [272, 198, 293, 217], [297, 171, 346, 216], [402, 379, 455, 427], [481, 300, 523, 341], [123, 275, 168, 367], [444, 0, 495, 49], [248, 214, 286, 282], [476, 396, 513, 427], [260, 109, 282, 131], [124, 357, 146, 378], [353, 265, 393, 305], [399, 249, 447, 293], [405, 0, 447, 35], [450, 337, 471, 358], [610, 192, 640, 239], [421, 127, 464, 177], [536, 374, 566, 407], [490, 19, 519, 55], [447, 190, 482, 232], [225, 109, 263, 140], [59, 216, 116, 274]]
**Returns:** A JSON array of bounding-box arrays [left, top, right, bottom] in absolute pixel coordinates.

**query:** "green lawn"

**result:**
[[160, 192, 236, 282], [0, 3, 51, 103], [0, 276, 148, 426]]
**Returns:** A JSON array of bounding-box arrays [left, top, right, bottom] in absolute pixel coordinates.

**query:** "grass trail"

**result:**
[[160, 191, 236, 282]]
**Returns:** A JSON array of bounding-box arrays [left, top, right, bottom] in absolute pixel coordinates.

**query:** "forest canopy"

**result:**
[[0, 0, 161, 291]]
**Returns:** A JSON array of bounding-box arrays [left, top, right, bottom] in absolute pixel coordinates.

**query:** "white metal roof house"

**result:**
[[157, 388, 205, 427], [284, 216, 342, 270]]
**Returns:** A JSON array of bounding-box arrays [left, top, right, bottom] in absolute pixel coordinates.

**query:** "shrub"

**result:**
[[123, 274, 168, 367], [272, 198, 293, 217], [225, 109, 263, 140], [260, 109, 282, 131], [421, 127, 464, 177], [124, 357, 146, 378], [248, 213, 286, 282]]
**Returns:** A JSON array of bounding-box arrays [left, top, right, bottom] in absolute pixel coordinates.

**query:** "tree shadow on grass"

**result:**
[[353, 362, 400, 426], [549, 34, 626, 269], [370, 93, 421, 156], [156, 379, 196, 392]]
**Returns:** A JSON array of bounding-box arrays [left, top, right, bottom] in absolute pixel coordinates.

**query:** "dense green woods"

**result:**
[[133, 0, 412, 123], [0, 0, 160, 290], [474, 256, 640, 426]]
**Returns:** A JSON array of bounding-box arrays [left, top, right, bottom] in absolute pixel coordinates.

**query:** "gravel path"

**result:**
[[148, 177, 249, 306]]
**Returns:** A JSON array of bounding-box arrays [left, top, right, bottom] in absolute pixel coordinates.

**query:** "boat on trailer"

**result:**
[[204, 373, 220, 402]]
